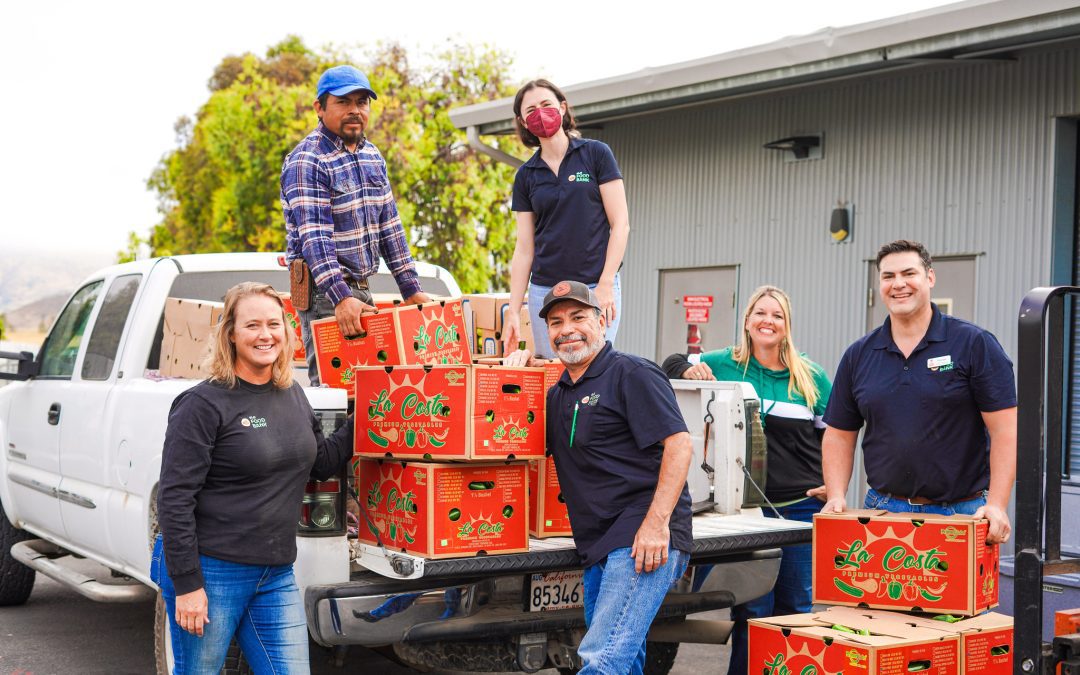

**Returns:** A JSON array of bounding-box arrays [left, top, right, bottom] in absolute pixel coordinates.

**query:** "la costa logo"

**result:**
[[763, 653, 819, 675]]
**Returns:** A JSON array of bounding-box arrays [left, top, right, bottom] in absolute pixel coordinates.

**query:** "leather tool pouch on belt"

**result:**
[[290, 260, 313, 311]]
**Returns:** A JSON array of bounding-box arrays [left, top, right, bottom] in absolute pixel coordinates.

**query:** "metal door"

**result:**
[[655, 266, 738, 364], [865, 255, 978, 332]]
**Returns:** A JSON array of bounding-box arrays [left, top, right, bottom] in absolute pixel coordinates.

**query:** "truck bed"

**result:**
[[352, 510, 811, 581]]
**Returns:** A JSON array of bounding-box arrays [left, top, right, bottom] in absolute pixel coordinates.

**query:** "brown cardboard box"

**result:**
[[159, 298, 224, 379], [462, 294, 533, 356]]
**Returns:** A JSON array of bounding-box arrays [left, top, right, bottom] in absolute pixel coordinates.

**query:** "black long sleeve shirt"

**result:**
[[157, 377, 354, 595]]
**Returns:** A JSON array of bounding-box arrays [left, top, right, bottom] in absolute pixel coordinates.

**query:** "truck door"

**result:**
[[6, 281, 103, 538], [58, 274, 142, 553], [655, 266, 738, 363]]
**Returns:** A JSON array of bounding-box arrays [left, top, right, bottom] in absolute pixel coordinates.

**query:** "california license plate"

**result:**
[[528, 570, 584, 612]]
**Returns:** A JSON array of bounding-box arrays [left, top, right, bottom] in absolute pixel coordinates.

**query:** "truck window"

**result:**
[[39, 281, 104, 379], [82, 274, 142, 381]]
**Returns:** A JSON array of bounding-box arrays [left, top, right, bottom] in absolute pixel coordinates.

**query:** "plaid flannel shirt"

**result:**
[[281, 122, 421, 307]]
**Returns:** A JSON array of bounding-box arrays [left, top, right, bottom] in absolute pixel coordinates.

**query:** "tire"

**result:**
[[556, 641, 679, 675], [0, 503, 35, 606], [154, 592, 252, 675]]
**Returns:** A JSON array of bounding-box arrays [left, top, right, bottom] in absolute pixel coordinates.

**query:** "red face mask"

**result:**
[[525, 107, 563, 139]]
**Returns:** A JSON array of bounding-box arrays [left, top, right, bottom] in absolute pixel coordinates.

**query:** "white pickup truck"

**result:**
[[0, 253, 810, 674]]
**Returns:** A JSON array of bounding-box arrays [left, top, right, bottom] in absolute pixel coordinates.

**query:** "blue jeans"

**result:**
[[578, 546, 688, 675], [527, 274, 621, 359], [297, 285, 373, 386], [727, 496, 821, 675], [863, 487, 987, 515], [151, 536, 308, 674]]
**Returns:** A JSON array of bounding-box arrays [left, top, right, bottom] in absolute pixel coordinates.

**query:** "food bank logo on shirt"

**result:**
[[927, 354, 954, 372], [241, 415, 267, 429], [580, 393, 600, 406], [567, 171, 591, 183]]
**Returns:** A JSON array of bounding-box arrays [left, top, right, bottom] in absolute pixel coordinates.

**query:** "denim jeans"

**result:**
[[863, 487, 987, 515], [297, 286, 373, 386], [578, 546, 688, 675], [727, 496, 821, 675], [151, 536, 308, 674], [527, 274, 621, 359]]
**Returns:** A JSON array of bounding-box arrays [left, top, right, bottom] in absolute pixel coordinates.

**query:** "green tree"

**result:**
[[144, 37, 520, 293]]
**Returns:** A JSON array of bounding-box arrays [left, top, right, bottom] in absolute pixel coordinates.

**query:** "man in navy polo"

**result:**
[[821, 240, 1016, 545], [505, 280, 693, 675]]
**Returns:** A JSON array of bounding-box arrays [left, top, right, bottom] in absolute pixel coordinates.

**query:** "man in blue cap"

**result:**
[[281, 65, 429, 384]]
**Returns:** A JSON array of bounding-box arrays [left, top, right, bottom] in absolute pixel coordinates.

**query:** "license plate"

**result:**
[[528, 570, 584, 612]]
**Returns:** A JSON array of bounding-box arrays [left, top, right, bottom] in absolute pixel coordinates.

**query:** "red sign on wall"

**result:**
[[682, 295, 714, 308], [685, 307, 710, 323]]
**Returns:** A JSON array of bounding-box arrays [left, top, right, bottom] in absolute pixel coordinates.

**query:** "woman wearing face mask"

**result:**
[[502, 79, 629, 358]]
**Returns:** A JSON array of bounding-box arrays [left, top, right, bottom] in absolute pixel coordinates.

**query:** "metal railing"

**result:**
[[1015, 287, 1080, 673]]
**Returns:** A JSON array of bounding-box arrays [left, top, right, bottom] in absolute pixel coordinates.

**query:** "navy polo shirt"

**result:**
[[824, 305, 1016, 502], [511, 138, 622, 286], [546, 343, 693, 567]]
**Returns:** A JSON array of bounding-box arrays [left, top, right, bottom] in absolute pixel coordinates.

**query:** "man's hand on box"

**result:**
[[974, 503, 1011, 545], [335, 296, 376, 338], [821, 496, 847, 513], [503, 349, 536, 368], [403, 291, 430, 306]]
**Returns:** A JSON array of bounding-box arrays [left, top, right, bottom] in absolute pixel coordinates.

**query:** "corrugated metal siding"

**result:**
[[591, 43, 1080, 374]]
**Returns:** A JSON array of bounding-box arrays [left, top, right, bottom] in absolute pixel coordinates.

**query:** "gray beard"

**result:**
[[556, 334, 605, 365]]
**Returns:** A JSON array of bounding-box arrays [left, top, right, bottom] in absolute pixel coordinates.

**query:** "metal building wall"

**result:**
[[594, 42, 1080, 373]]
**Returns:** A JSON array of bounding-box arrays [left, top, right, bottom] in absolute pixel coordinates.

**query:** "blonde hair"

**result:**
[[731, 285, 820, 410], [207, 282, 294, 389]]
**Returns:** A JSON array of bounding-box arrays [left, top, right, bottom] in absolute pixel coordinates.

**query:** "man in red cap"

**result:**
[[281, 65, 428, 385], [506, 280, 693, 675]]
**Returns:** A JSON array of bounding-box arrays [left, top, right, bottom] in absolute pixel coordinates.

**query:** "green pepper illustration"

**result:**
[[448, 508, 461, 521], [405, 429, 417, 447], [428, 435, 446, 448], [389, 523, 397, 539], [887, 581, 904, 600], [367, 430, 389, 448], [402, 530, 415, 544], [833, 578, 864, 598], [920, 588, 942, 602], [502, 505, 514, 518]]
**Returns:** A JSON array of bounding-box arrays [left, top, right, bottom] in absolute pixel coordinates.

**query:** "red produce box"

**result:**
[[355, 458, 529, 558], [812, 509, 999, 616], [356, 364, 546, 461], [310, 315, 401, 394], [748, 606, 960, 675], [853, 609, 1012, 674], [278, 294, 307, 364], [528, 457, 572, 538], [393, 298, 470, 365]]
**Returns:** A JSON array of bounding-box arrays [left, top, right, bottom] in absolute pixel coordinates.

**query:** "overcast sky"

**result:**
[[0, 0, 957, 257]]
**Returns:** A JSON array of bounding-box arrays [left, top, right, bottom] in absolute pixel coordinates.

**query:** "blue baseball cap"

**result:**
[[316, 65, 378, 100]]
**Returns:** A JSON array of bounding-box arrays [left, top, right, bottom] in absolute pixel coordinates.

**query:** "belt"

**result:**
[[343, 276, 369, 290], [884, 491, 985, 506]]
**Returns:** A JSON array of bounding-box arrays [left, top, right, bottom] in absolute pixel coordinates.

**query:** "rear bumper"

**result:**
[[305, 550, 780, 647]]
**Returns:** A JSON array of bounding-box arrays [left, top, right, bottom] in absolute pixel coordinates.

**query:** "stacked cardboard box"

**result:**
[[461, 293, 534, 357], [354, 458, 529, 558], [310, 298, 471, 395], [748, 509, 1013, 673], [159, 298, 224, 379]]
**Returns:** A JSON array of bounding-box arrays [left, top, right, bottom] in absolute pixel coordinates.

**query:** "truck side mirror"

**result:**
[[0, 351, 39, 381]]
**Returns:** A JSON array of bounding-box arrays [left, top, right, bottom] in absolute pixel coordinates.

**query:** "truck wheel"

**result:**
[[0, 504, 35, 606], [154, 592, 252, 675], [557, 641, 680, 675]]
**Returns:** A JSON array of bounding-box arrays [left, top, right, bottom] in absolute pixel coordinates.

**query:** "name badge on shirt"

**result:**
[[927, 355, 953, 372]]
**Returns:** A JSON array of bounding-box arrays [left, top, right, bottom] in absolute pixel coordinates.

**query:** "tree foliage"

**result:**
[[144, 37, 520, 292]]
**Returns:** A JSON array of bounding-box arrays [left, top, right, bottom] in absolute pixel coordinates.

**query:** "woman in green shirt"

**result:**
[[662, 285, 831, 675]]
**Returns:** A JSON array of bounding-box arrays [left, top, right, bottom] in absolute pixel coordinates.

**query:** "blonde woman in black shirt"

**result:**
[[152, 282, 353, 674]]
